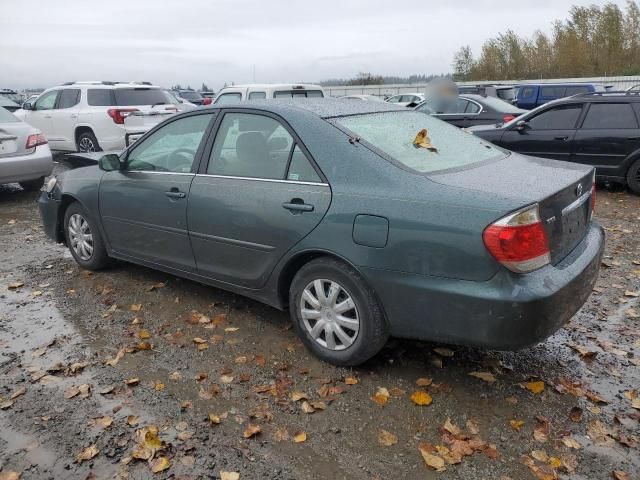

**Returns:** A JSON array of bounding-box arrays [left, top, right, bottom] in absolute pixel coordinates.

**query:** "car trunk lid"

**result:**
[[430, 153, 594, 265], [0, 122, 33, 157]]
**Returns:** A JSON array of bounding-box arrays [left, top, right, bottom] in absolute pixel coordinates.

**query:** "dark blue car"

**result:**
[[516, 83, 606, 110]]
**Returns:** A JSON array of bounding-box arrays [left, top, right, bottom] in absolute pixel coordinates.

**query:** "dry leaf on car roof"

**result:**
[[413, 129, 438, 153]]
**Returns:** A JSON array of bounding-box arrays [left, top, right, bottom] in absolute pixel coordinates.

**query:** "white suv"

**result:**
[[15, 81, 178, 152], [213, 84, 325, 104]]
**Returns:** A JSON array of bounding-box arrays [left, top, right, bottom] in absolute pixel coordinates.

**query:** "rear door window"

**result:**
[[466, 101, 481, 114], [541, 86, 566, 98], [527, 105, 582, 130], [248, 91, 266, 100], [57, 89, 81, 109], [87, 89, 115, 106], [519, 87, 535, 99], [287, 145, 322, 183], [581, 103, 638, 129], [565, 86, 590, 96]]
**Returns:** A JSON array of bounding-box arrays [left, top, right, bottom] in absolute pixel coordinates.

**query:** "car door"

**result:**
[[98, 112, 215, 272], [23, 90, 59, 138], [572, 102, 640, 177], [49, 88, 81, 150], [496, 103, 583, 161], [188, 111, 331, 288], [430, 98, 469, 127]]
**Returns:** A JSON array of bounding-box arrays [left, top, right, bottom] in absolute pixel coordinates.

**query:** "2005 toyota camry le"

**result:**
[[38, 99, 604, 366]]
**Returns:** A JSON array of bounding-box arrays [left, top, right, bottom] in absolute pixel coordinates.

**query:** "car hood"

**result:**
[[429, 151, 592, 204]]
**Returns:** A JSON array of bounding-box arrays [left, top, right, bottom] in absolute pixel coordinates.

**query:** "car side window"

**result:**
[[214, 93, 242, 104], [56, 89, 81, 109], [287, 145, 322, 183], [526, 105, 582, 130], [466, 101, 481, 114], [126, 114, 213, 173], [388, 95, 401, 103], [565, 86, 590, 96], [248, 91, 266, 100], [581, 103, 639, 129], [541, 86, 566, 98], [519, 87, 535, 98], [208, 113, 294, 180], [35, 91, 59, 110]]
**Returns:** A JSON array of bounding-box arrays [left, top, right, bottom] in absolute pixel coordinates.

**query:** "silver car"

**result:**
[[0, 106, 53, 191]]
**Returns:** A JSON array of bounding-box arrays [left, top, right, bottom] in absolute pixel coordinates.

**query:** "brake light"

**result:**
[[202, 97, 212, 105], [503, 114, 516, 123], [107, 108, 139, 124], [483, 204, 550, 273], [26, 133, 47, 149]]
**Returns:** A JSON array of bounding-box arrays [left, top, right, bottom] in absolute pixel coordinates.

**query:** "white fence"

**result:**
[[324, 76, 640, 97]]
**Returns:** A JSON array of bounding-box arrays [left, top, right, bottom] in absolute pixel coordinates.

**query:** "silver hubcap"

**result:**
[[300, 279, 359, 351], [68, 214, 94, 261], [78, 137, 96, 152]]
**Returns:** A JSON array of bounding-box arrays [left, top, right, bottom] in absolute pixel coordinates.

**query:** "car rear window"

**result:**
[[476, 95, 523, 113], [273, 90, 324, 98], [496, 88, 515, 101], [0, 106, 19, 123], [114, 88, 168, 106], [87, 89, 115, 106], [582, 103, 638, 129], [335, 111, 505, 174], [179, 91, 202, 101]]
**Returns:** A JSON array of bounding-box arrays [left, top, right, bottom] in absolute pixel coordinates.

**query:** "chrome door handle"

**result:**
[[70, 114, 78, 119], [554, 136, 568, 141], [282, 200, 314, 213], [165, 190, 186, 199]]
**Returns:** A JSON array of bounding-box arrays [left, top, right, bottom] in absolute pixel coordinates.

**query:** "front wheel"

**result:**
[[627, 158, 640, 195], [63, 202, 110, 270], [289, 257, 388, 366]]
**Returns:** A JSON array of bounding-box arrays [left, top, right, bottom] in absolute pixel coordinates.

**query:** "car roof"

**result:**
[[220, 83, 324, 90], [203, 98, 405, 118], [556, 92, 640, 103]]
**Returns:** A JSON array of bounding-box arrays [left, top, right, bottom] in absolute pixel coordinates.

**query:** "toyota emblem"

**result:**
[[576, 183, 583, 196]]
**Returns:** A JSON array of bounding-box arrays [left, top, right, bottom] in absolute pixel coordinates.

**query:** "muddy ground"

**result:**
[[0, 164, 638, 480]]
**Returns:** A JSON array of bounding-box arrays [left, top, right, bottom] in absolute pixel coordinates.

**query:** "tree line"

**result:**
[[321, 72, 448, 86], [453, 1, 640, 81]]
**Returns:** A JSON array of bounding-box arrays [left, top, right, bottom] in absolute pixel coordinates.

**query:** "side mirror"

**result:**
[[98, 153, 122, 171], [515, 120, 528, 132], [22, 102, 33, 110]]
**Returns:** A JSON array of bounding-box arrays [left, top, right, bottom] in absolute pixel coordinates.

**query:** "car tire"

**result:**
[[77, 131, 102, 153], [627, 158, 640, 195], [63, 202, 110, 270], [289, 257, 388, 366], [19, 177, 44, 192]]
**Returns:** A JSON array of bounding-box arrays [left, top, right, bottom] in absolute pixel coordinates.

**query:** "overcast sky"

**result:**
[[0, 0, 630, 90]]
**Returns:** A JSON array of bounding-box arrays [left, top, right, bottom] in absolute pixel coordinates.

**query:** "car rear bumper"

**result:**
[[38, 191, 63, 243], [362, 222, 605, 350], [0, 145, 53, 184]]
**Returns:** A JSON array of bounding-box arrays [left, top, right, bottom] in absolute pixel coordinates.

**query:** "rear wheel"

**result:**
[[289, 257, 388, 366], [77, 131, 101, 153], [63, 202, 110, 270], [627, 158, 640, 195], [19, 177, 44, 192]]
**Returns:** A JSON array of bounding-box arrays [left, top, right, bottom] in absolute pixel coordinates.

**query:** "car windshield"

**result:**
[[475, 95, 522, 113], [1, 92, 22, 103], [113, 88, 168, 106], [335, 111, 505, 174], [180, 91, 203, 101], [0, 106, 19, 123]]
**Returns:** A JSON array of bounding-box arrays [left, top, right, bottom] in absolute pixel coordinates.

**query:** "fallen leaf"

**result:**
[[10, 386, 26, 400], [105, 348, 126, 366], [192, 337, 207, 344], [372, 387, 390, 405], [587, 420, 615, 445], [243, 423, 261, 438], [561, 436, 581, 449], [418, 443, 446, 472], [624, 290, 639, 297], [169, 371, 182, 381], [293, 431, 307, 443], [433, 347, 454, 357], [0, 471, 21, 480], [76, 444, 99, 462], [137, 329, 151, 340], [612, 471, 631, 480], [147, 282, 166, 292], [125, 378, 140, 386], [378, 429, 398, 446], [569, 344, 598, 359], [92, 416, 113, 428], [469, 371, 496, 383], [7, 281, 24, 289], [301, 401, 315, 414], [410, 390, 433, 406], [526, 381, 545, 394], [208, 413, 221, 424], [510, 419, 525, 431], [220, 473, 240, 480], [127, 415, 140, 426], [416, 377, 433, 387], [0, 400, 14, 410], [344, 376, 358, 385], [130, 304, 142, 311], [150, 457, 171, 473], [272, 427, 289, 441], [533, 417, 550, 443], [291, 391, 308, 402], [413, 129, 438, 152], [569, 406, 583, 422]]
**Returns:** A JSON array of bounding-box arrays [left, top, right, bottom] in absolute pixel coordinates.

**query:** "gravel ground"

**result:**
[[0, 164, 638, 480]]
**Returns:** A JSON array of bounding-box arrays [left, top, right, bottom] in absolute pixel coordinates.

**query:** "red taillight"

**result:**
[[483, 204, 550, 273], [26, 133, 47, 149], [107, 108, 139, 124], [503, 114, 516, 123], [202, 97, 212, 105]]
